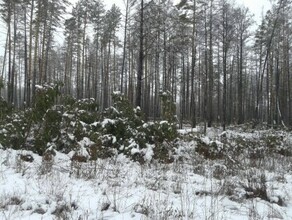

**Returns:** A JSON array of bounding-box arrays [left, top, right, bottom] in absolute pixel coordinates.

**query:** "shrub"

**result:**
[[99, 93, 146, 160], [0, 112, 29, 150], [73, 98, 99, 112], [160, 90, 176, 123], [194, 137, 224, 160], [0, 83, 62, 153], [32, 83, 61, 122], [262, 134, 291, 156], [0, 88, 179, 163], [34, 109, 62, 155], [0, 96, 12, 121], [71, 98, 99, 124], [98, 92, 178, 163], [57, 98, 100, 153]]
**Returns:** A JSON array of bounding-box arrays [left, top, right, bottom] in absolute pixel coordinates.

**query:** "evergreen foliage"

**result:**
[[0, 96, 11, 121], [0, 88, 178, 163], [99, 92, 178, 163]]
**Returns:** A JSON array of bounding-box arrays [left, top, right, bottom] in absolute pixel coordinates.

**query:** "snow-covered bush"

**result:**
[[194, 137, 224, 160], [32, 83, 61, 122], [0, 96, 11, 121], [56, 97, 100, 153], [160, 91, 176, 122], [143, 91, 178, 163], [97, 93, 147, 161], [67, 97, 99, 124], [96, 92, 178, 163], [27, 84, 63, 154], [142, 121, 178, 163], [0, 83, 63, 153], [34, 109, 62, 154], [261, 134, 291, 156], [0, 112, 29, 150], [1, 88, 178, 163], [0, 91, 20, 149]]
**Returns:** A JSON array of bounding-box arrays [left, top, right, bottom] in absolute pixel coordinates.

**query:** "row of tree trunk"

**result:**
[[0, 0, 291, 129]]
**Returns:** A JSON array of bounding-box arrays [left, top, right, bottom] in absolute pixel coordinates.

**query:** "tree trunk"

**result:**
[[136, 0, 144, 108], [190, 0, 197, 128], [238, 33, 244, 124], [121, 0, 130, 94], [7, 3, 12, 105], [208, 0, 214, 128], [1, 32, 8, 98], [27, 0, 34, 107], [23, 5, 28, 108]]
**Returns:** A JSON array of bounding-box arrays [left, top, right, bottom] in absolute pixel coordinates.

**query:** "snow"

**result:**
[[130, 147, 140, 155], [70, 121, 76, 127], [113, 91, 122, 95], [101, 118, 116, 128], [68, 133, 75, 141], [142, 144, 154, 162], [35, 85, 44, 90], [63, 112, 75, 119], [1, 128, 292, 219], [142, 122, 154, 128], [90, 121, 99, 127], [159, 120, 168, 125], [78, 137, 94, 148], [202, 136, 211, 145], [178, 127, 199, 135], [0, 129, 7, 134]]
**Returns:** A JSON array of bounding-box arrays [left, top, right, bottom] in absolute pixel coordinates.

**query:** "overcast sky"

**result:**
[[0, 0, 272, 57], [74, 0, 272, 21], [237, 0, 271, 24], [104, 0, 272, 23]]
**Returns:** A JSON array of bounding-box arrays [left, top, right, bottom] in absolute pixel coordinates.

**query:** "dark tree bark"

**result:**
[[121, 0, 130, 93], [136, 0, 144, 108], [190, 0, 197, 128], [208, 0, 214, 127]]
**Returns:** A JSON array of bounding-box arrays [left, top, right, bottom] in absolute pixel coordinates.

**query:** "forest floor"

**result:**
[[0, 126, 292, 220]]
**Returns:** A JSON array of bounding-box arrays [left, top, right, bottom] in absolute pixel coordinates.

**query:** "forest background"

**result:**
[[0, 0, 291, 130]]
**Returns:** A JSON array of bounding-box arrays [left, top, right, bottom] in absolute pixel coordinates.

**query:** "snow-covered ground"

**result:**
[[1, 128, 292, 220]]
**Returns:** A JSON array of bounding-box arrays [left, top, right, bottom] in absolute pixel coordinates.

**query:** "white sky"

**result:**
[[105, 0, 272, 17], [237, 0, 272, 24], [0, 0, 272, 57], [103, 0, 272, 29], [101, 0, 272, 20]]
